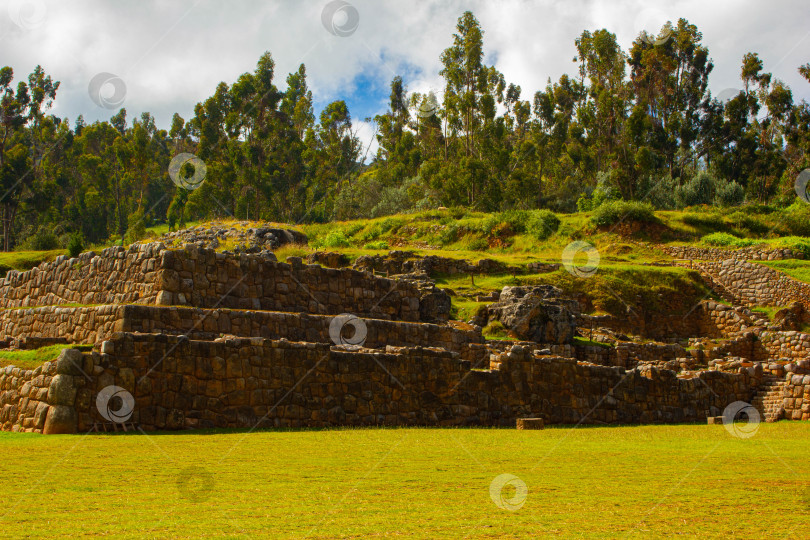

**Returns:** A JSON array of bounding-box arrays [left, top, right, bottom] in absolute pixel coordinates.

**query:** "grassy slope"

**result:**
[[0, 344, 94, 369], [758, 260, 810, 284], [0, 424, 807, 538], [0, 249, 63, 275]]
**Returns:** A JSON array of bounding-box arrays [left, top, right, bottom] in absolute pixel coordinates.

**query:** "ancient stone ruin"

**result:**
[[1, 227, 808, 434]]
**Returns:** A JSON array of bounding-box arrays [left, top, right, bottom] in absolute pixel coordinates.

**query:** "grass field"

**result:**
[[0, 344, 94, 369], [0, 424, 807, 538], [758, 259, 810, 284]]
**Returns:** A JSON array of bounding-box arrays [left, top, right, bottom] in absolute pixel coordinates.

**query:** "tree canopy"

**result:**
[[1, 11, 808, 251]]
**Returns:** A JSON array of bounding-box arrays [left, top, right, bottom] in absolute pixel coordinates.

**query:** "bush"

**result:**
[[714, 180, 745, 207], [590, 201, 658, 227], [67, 234, 84, 258], [125, 211, 147, 243], [437, 224, 459, 245], [772, 237, 810, 258], [24, 229, 60, 251], [526, 210, 560, 240], [495, 210, 529, 234], [701, 232, 758, 248], [319, 230, 351, 248], [363, 241, 389, 250], [781, 201, 810, 236], [641, 174, 678, 210], [576, 171, 621, 211], [466, 237, 489, 251], [675, 171, 716, 207]]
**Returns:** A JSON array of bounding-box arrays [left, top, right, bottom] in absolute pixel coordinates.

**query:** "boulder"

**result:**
[[43, 405, 77, 434], [47, 374, 77, 406], [418, 285, 452, 323], [55, 349, 84, 376], [487, 285, 577, 344]]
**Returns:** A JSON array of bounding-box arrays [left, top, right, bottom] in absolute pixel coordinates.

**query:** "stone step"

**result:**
[[751, 380, 788, 422]]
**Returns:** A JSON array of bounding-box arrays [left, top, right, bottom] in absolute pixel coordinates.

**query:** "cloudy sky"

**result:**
[[1, 0, 808, 155]]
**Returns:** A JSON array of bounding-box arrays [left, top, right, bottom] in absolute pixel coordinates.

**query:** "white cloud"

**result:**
[[0, 0, 807, 155]]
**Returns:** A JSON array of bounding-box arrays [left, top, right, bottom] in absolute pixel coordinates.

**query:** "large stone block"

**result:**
[[47, 374, 77, 406], [43, 405, 77, 434]]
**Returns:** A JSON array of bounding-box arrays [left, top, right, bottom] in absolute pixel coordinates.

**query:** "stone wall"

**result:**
[[758, 331, 810, 362], [699, 260, 810, 311], [0, 244, 164, 309], [156, 246, 429, 321], [781, 370, 810, 420], [658, 245, 804, 261], [0, 305, 480, 355], [0, 305, 124, 344], [3, 333, 760, 434], [576, 300, 754, 341], [0, 242, 445, 323], [0, 363, 52, 433]]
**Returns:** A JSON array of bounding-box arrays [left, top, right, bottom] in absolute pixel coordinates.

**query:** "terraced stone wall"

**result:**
[[155, 246, 430, 321], [700, 260, 810, 311], [2, 334, 759, 434], [0, 244, 164, 309]]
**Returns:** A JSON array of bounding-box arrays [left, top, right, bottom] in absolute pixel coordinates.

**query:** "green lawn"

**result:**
[[0, 344, 94, 369], [758, 259, 810, 284], [0, 424, 807, 538], [0, 249, 63, 276]]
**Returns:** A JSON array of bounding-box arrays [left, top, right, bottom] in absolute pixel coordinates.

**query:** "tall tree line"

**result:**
[[1, 11, 809, 251]]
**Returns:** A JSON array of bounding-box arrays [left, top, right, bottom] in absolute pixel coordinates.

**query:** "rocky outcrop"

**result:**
[[157, 222, 307, 251], [486, 286, 578, 344], [352, 251, 523, 277]]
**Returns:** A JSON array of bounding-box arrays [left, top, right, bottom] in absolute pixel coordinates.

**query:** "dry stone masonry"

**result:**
[[1, 235, 808, 434]]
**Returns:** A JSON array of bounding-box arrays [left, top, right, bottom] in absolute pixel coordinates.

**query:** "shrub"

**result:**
[[363, 241, 389, 250], [772, 237, 810, 258], [343, 223, 364, 237], [496, 210, 530, 234], [24, 229, 59, 251], [701, 232, 758, 248], [437, 224, 459, 245], [714, 180, 745, 207], [576, 171, 621, 211], [320, 230, 351, 248], [641, 174, 678, 210], [675, 171, 716, 207], [526, 210, 560, 240], [67, 234, 84, 258], [125, 211, 147, 243], [781, 201, 810, 236], [478, 214, 500, 234], [590, 201, 658, 227], [466, 237, 489, 251]]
